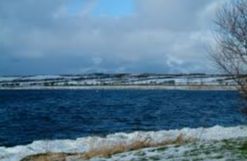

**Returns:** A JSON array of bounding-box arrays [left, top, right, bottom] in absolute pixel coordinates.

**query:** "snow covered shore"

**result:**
[[1, 125, 247, 161]]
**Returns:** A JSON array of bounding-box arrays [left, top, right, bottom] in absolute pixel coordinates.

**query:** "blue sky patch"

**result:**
[[67, 0, 86, 15], [92, 0, 134, 17]]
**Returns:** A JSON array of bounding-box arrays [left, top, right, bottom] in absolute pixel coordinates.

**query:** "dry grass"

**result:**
[[21, 153, 69, 161], [82, 134, 186, 159], [21, 134, 189, 161]]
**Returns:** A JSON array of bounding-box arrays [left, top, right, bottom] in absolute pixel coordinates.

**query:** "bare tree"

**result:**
[[211, 0, 247, 97]]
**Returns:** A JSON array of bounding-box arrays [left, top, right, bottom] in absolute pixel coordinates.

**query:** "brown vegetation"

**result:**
[[21, 134, 189, 161], [21, 153, 72, 161]]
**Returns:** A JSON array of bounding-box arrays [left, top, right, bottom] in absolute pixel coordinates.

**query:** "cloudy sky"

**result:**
[[0, 0, 227, 75]]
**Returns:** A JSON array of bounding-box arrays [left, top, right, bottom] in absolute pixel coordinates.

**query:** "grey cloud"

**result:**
[[0, 0, 225, 75]]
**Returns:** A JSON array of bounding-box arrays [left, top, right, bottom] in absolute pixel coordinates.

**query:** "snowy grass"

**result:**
[[21, 134, 188, 161], [2, 126, 247, 161], [20, 138, 247, 161]]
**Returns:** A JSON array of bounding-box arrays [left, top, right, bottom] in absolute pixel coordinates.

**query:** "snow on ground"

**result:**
[[100, 138, 247, 161], [0, 125, 247, 161], [0, 74, 237, 87]]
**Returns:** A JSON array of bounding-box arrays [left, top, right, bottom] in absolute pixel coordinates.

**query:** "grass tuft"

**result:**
[[239, 140, 247, 155]]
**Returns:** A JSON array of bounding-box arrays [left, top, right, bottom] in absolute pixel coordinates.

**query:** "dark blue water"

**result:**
[[0, 90, 246, 147]]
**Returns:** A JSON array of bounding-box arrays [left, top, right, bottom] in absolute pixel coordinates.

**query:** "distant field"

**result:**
[[0, 73, 238, 90]]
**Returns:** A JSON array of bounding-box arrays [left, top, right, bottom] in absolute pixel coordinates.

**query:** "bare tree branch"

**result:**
[[211, 0, 247, 97]]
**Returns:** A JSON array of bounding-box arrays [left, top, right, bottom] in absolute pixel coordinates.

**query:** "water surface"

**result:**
[[0, 89, 246, 147]]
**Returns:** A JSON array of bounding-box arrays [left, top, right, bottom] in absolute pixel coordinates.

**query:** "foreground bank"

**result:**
[[1, 126, 247, 161]]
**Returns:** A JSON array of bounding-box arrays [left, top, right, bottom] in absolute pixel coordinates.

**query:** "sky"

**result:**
[[0, 0, 227, 75]]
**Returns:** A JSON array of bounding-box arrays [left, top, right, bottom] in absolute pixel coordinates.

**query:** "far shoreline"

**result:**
[[0, 85, 238, 91]]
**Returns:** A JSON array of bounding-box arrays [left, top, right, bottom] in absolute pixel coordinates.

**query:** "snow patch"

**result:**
[[0, 125, 246, 161]]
